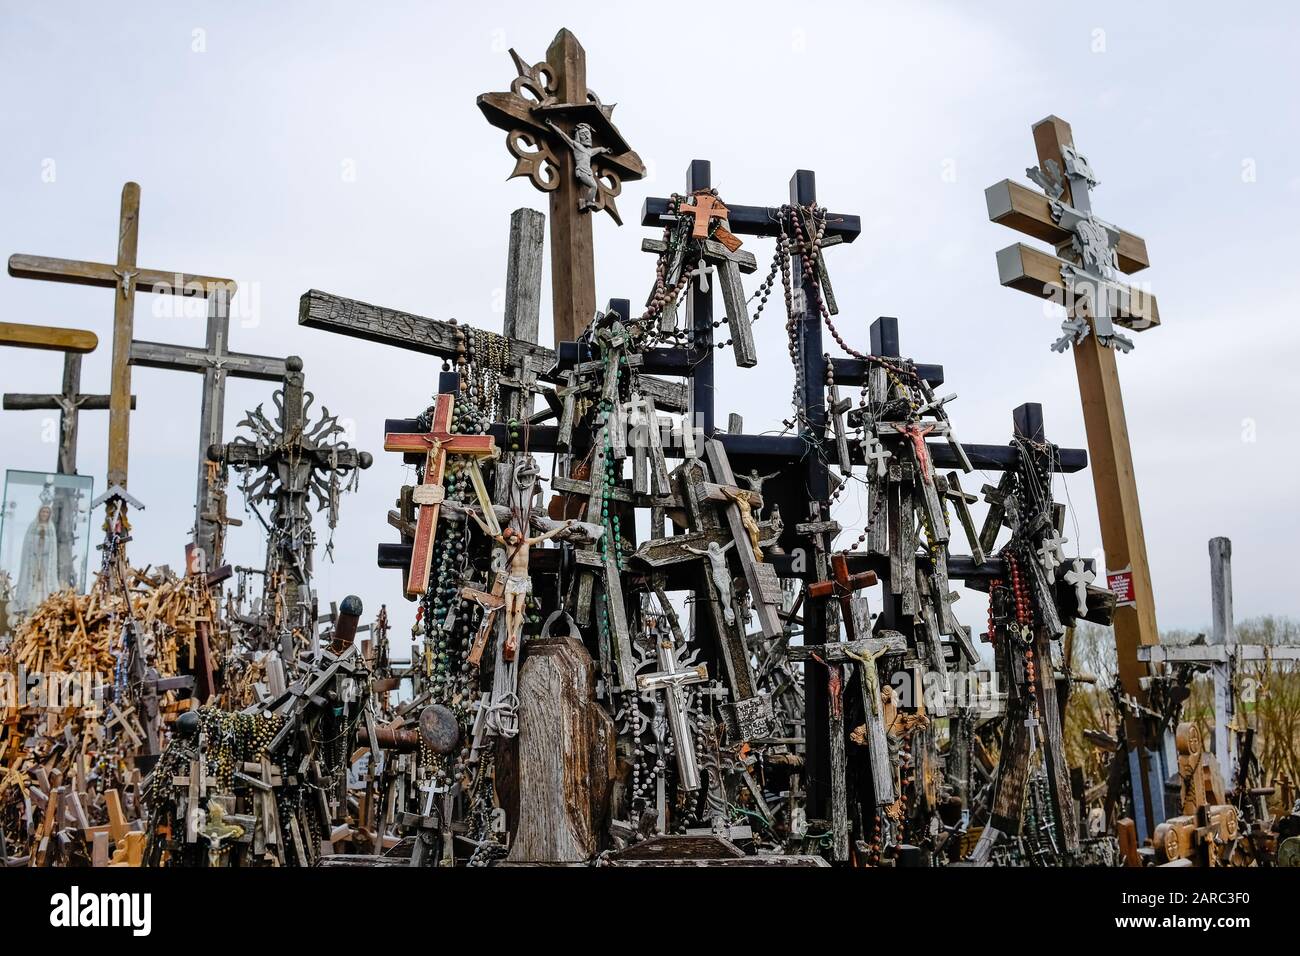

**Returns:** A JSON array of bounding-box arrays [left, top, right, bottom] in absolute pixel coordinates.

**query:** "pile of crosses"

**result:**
[[291, 30, 1129, 867]]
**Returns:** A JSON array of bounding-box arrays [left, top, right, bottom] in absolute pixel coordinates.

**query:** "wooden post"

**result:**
[[1208, 536, 1234, 765]]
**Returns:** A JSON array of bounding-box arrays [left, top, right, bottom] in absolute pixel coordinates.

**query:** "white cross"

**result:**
[[687, 256, 715, 293], [1024, 709, 1039, 755], [1037, 529, 1067, 572], [917, 392, 957, 418], [1063, 558, 1095, 617], [864, 435, 892, 478]]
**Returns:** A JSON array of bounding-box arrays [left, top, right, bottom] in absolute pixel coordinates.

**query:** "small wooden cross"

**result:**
[[462, 571, 507, 667], [941, 471, 984, 564], [808, 552, 879, 640], [678, 192, 729, 240], [384, 393, 498, 595]]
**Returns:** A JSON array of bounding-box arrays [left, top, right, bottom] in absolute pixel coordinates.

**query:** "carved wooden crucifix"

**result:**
[[477, 29, 646, 343], [384, 393, 499, 596], [7, 182, 236, 501]]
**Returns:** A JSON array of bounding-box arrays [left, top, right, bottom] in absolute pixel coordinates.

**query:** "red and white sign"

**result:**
[[1107, 566, 1135, 607]]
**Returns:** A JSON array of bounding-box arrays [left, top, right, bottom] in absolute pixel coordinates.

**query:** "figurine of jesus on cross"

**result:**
[[469, 513, 576, 660], [546, 119, 610, 212]]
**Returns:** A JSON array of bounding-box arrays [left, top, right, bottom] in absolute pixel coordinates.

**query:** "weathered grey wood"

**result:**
[[703, 439, 783, 641], [940, 471, 985, 565], [508, 636, 615, 862], [300, 288, 688, 412], [715, 257, 757, 367], [1208, 536, 1234, 763], [787, 633, 906, 663]]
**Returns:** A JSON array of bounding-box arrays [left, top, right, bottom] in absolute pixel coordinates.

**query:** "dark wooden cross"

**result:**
[[8, 182, 236, 502], [129, 286, 285, 562], [462, 570, 507, 667], [383, 392, 498, 597], [477, 29, 646, 343]]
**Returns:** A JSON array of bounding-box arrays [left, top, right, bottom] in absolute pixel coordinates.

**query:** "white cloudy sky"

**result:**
[[2, 1, 1297, 652]]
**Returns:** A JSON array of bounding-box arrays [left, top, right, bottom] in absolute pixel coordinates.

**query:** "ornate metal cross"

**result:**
[[215, 356, 372, 641]]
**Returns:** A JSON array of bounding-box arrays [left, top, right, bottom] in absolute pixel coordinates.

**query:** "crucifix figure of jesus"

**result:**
[[545, 120, 609, 212], [468, 514, 574, 661], [683, 539, 737, 627]]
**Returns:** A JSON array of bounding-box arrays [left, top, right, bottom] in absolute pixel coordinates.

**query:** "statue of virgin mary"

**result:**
[[15, 503, 60, 613]]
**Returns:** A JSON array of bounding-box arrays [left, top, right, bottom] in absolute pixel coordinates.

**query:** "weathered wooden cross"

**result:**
[[8, 182, 236, 505], [477, 29, 645, 343], [987, 115, 1164, 838], [129, 286, 286, 562], [383, 392, 498, 596]]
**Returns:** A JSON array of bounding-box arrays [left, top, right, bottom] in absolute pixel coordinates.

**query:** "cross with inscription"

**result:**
[[384, 393, 499, 596]]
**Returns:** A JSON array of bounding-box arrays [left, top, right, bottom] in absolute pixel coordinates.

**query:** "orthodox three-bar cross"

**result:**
[[384, 392, 499, 596], [986, 115, 1163, 833], [478, 29, 645, 342], [8, 182, 236, 523]]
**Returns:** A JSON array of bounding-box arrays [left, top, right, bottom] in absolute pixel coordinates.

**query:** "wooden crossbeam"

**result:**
[[0, 322, 97, 354], [995, 242, 1160, 330], [985, 178, 1150, 274]]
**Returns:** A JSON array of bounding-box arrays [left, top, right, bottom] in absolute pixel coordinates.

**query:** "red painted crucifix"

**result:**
[[384, 393, 498, 596]]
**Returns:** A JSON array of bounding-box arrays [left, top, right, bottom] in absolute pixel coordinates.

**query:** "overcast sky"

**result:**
[[2, 1, 1297, 653]]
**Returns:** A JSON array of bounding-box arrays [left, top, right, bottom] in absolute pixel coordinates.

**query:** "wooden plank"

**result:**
[[995, 242, 1160, 329], [0, 322, 97, 354], [985, 178, 1150, 274], [7, 254, 236, 297]]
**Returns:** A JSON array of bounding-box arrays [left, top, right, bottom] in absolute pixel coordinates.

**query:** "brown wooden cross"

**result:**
[[384, 393, 498, 596], [7, 182, 236, 495], [808, 552, 878, 640], [677, 192, 728, 239], [462, 570, 507, 666], [477, 29, 645, 343], [987, 115, 1163, 833]]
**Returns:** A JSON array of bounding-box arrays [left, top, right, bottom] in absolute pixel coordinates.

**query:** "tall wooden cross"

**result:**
[[129, 286, 285, 562], [986, 115, 1163, 835], [384, 392, 498, 596], [8, 182, 236, 511], [478, 28, 645, 343]]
